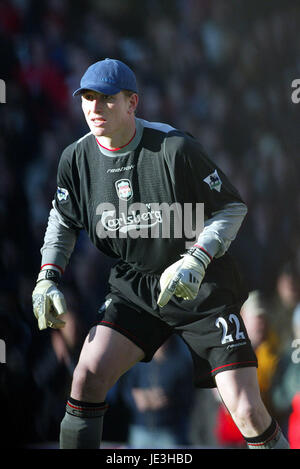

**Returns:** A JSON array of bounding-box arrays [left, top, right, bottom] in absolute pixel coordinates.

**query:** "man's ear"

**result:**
[[128, 93, 139, 114]]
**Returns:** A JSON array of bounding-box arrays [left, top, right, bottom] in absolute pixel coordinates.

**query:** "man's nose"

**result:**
[[91, 97, 103, 113]]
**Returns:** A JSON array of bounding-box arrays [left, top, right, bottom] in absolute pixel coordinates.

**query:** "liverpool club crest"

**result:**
[[115, 179, 133, 201]]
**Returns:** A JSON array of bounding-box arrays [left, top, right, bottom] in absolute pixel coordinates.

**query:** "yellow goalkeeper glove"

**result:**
[[32, 269, 67, 330], [157, 247, 211, 307]]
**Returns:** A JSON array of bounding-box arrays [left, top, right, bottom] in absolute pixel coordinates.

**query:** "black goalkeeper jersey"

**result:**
[[51, 118, 245, 275]]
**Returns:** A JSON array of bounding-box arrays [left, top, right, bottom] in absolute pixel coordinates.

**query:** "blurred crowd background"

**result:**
[[0, 0, 299, 449]]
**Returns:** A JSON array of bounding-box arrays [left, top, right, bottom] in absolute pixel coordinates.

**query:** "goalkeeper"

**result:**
[[32, 58, 289, 449]]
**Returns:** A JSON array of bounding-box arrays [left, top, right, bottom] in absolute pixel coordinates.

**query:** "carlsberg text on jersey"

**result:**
[[96, 201, 204, 249]]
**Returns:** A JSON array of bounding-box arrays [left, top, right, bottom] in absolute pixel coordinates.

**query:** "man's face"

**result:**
[[81, 90, 137, 139]]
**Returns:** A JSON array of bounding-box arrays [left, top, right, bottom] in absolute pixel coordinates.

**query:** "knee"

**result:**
[[228, 397, 267, 433], [71, 362, 115, 401], [231, 401, 261, 427], [216, 368, 272, 436]]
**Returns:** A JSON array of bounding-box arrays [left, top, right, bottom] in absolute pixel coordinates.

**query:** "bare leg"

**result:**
[[60, 325, 145, 448], [215, 367, 289, 448], [71, 325, 145, 402], [215, 367, 271, 436]]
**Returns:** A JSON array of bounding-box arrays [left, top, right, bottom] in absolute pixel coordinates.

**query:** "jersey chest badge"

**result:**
[[115, 179, 133, 201]]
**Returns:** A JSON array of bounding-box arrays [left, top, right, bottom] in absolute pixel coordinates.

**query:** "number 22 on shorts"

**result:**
[[215, 313, 245, 344]]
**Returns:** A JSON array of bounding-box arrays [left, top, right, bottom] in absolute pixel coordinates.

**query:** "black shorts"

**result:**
[[96, 254, 257, 388]]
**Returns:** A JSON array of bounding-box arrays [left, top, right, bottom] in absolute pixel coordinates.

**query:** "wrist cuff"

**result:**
[[186, 245, 212, 269], [37, 269, 61, 284], [41, 263, 64, 275]]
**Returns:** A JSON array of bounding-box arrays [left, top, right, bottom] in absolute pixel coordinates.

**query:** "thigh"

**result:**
[[71, 325, 146, 401], [78, 324, 145, 378]]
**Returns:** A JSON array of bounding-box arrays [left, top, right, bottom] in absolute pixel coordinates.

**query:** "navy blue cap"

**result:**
[[73, 58, 138, 96]]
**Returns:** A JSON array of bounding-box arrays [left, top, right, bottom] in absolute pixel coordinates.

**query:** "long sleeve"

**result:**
[[196, 201, 248, 259], [40, 200, 79, 272], [164, 132, 248, 260]]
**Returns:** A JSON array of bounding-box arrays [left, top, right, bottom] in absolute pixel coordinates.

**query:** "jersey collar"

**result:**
[[95, 118, 144, 157]]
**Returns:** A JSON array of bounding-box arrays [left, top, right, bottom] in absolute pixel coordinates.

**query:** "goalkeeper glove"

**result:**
[[32, 269, 67, 330], [157, 247, 211, 307]]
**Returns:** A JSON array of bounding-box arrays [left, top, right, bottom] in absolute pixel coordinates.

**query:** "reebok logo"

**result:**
[[107, 164, 135, 173]]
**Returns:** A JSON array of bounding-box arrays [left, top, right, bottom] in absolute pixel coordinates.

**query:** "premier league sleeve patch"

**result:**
[[57, 186, 69, 201], [203, 170, 222, 192]]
